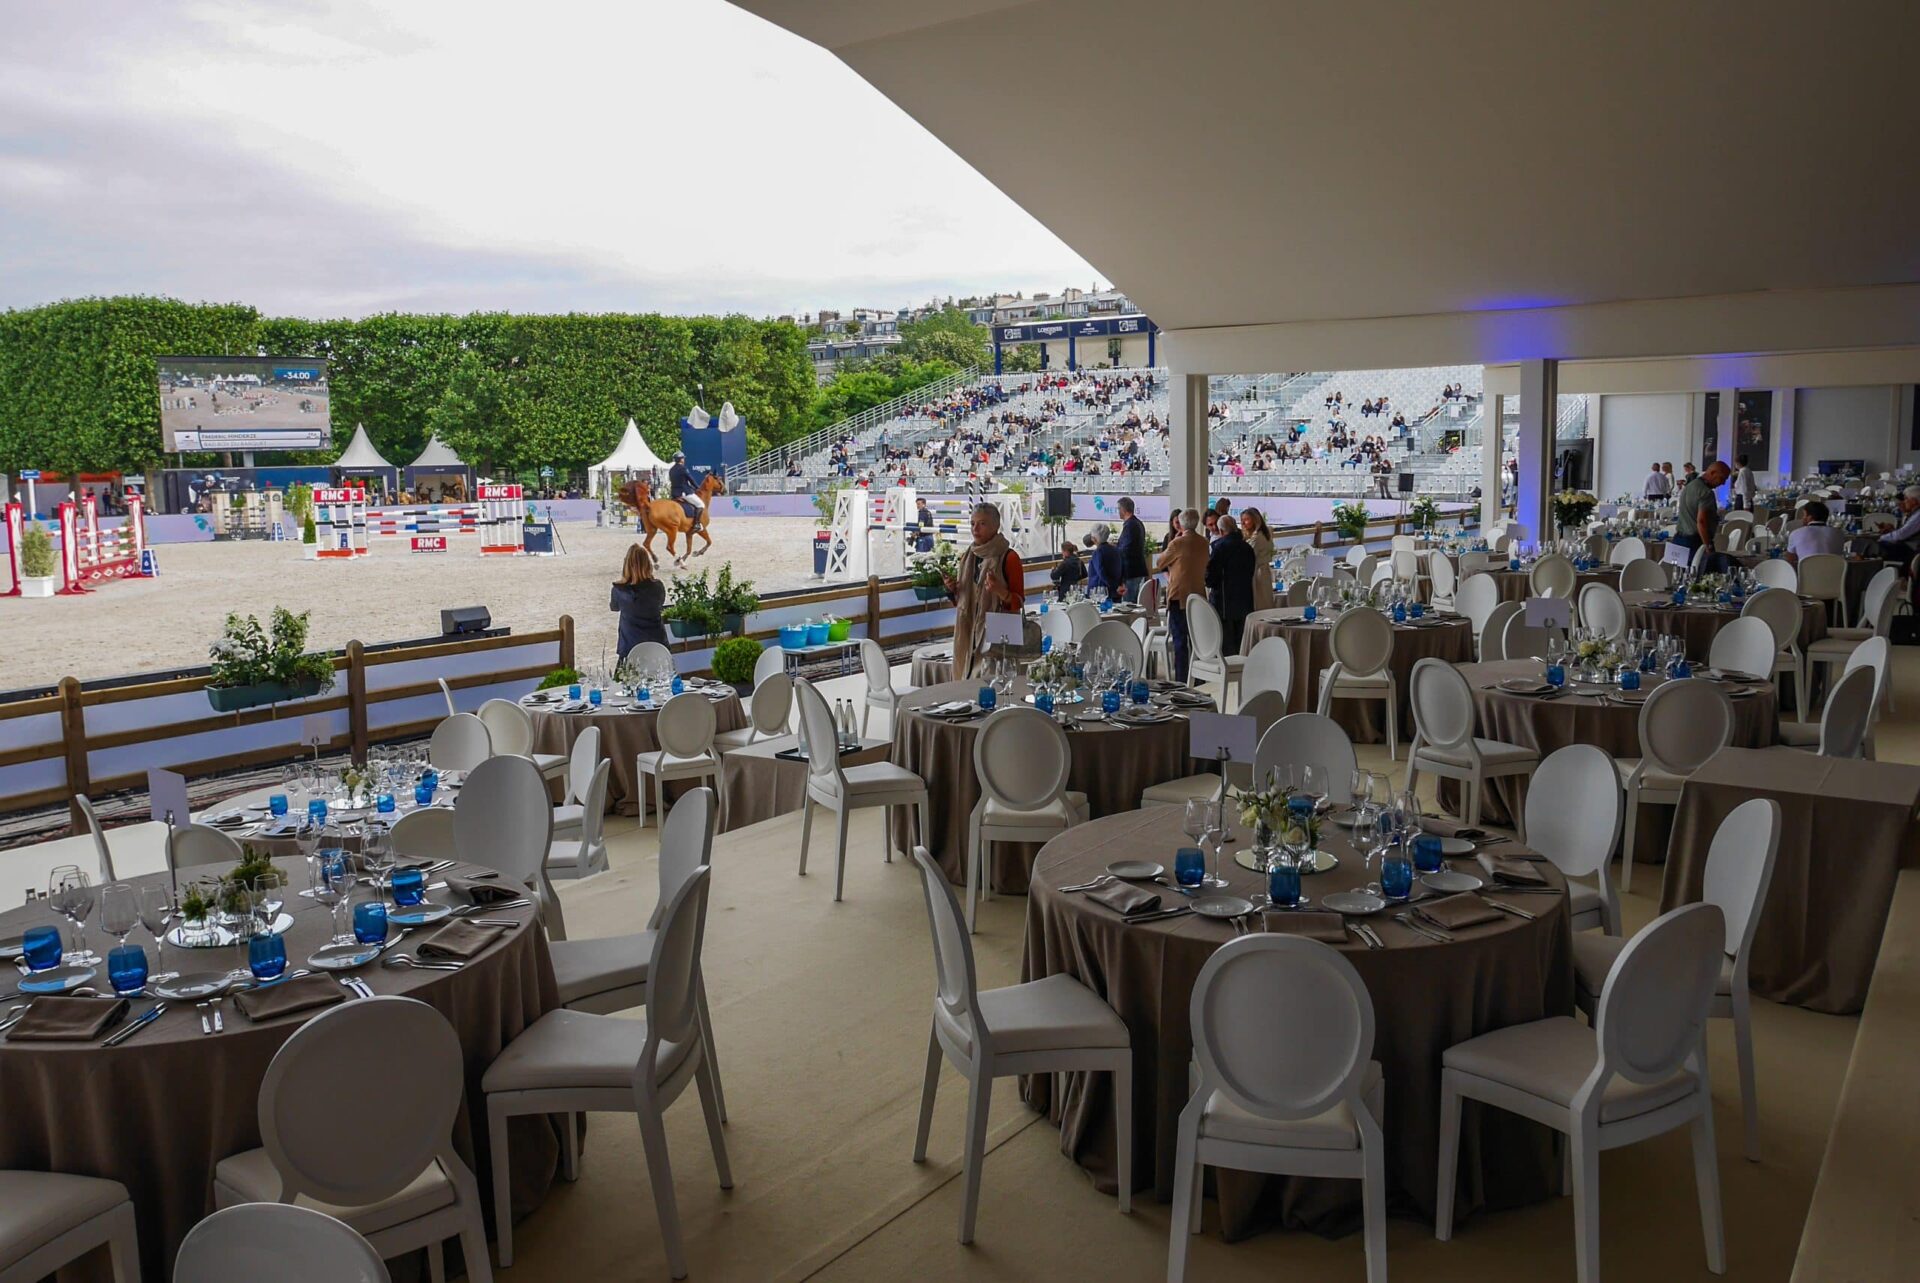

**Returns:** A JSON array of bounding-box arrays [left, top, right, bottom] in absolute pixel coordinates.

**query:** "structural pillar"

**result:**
[[1170, 371, 1210, 517], [1480, 392, 1505, 530], [1515, 359, 1557, 540]]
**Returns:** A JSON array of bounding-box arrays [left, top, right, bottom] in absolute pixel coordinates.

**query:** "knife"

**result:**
[[104, 1003, 168, 1046]]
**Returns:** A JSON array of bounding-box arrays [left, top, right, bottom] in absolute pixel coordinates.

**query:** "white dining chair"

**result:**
[[549, 724, 603, 841], [1066, 601, 1103, 642], [1616, 679, 1733, 894], [794, 679, 929, 902], [176, 1203, 389, 1283], [857, 637, 910, 735], [1138, 577, 1172, 677], [1081, 619, 1146, 673], [0, 1170, 140, 1283], [1345, 543, 1372, 568], [1529, 553, 1577, 598], [1169, 936, 1386, 1283], [427, 713, 491, 773], [1574, 798, 1780, 1162], [1184, 595, 1244, 709], [477, 697, 568, 782], [714, 673, 794, 752], [1607, 536, 1647, 566], [1454, 574, 1499, 654], [1781, 636, 1889, 756], [1618, 559, 1668, 592], [1239, 635, 1294, 706], [1475, 601, 1524, 662], [1500, 611, 1565, 665], [1738, 588, 1804, 717], [74, 793, 118, 881], [1524, 744, 1623, 935], [485, 868, 730, 1279], [453, 752, 563, 939], [1795, 552, 1849, 626], [1426, 551, 1457, 612], [1403, 658, 1538, 835], [636, 693, 723, 831], [1039, 608, 1076, 652], [965, 708, 1088, 932], [1436, 902, 1728, 1283], [1139, 690, 1289, 808], [1316, 607, 1398, 758], [906, 846, 1131, 1245], [436, 677, 457, 718], [1576, 582, 1626, 641], [1253, 712, 1358, 787], [546, 758, 611, 880], [213, 997, 493, 1283], [1802, 568, 1899, 707], [1748, 558, 1796, 591], [1351, 554, 1380, 588], [624, 640, 674, 675], [1785, 663, 1877, 758], [389, 806, 457, 863], [1705, 615, 1777, 683]]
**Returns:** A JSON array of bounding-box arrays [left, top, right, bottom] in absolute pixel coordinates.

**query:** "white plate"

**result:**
[[1023, 692, 1085, 706], [18, 964, 96, 994], [1323, 890, 1387, 915], [308, 942, 383, 970], [153, 971, 236, 1000], [1299, 848, 1340, 874], [1420, 869, 1484, 893], [1497, 678, 1551, 693], [0, 936, 25, 961], [387, 901, 453, 926], [1330, 807, 1373, 828], [1436, 835, 1476, 857], [1190, 894, 1256, 919], [1106, 860, 1164, 880]]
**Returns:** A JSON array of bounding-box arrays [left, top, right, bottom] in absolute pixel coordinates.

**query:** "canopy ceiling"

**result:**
[[734, 0, 1920, 342]]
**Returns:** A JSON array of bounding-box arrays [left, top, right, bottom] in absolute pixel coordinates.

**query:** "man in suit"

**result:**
[[1206, 518, 1257, 657], [1154, 509, 1209, 682], [1115, 496, 1149, 603]]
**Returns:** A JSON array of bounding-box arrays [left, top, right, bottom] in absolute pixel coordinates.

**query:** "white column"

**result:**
[[1773, 388, 1796, 487], [1515, 359, 1557, 540], [1169, 371, 1210, 516], [1480, 392, 1505, 529]]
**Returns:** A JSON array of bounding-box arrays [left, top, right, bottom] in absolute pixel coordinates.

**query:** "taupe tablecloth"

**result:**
[[1624, 590, 1828, 657], [1437, 661, 1779, 864], [889, 679, 1203, 893], [1022, 806, 1572, 1235], [1488, 566, 1620, 603], [1661, 747, 1920, 1013], [529, 694, 746, 817], [0, 859, 559, 1283], [1238, 608, 1474, 744], [909, 644, 954, 688], [717, 735, 888, 833]]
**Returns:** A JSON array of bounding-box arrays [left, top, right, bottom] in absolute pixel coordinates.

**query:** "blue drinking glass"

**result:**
[[1130, 680, 1150, 705], [22, 926, 61, 972], [1509, 558, 1521, 571], [1288, 795, 1315, 820], [1302, 604, 1318, 622], [1546, 663, 1565, 687], [1174, 847, 1206, 887], [1673, 587, 1687, 606], [978, 685, 997, 711], [107, 943, 148, 994], [307, 799, 328, 825], [1098, 599, 1111, 613], [1268, 860, 1302, 908], [414, 780, 435, 807], [1041, 635, 1053, 654], [352, 900, 388, 945], [1039, 601, 1048, 613], [589, 688, 603, 707], [375, 793, 395, 821], [1392, 601, 1406, 623], [247, 930, 287, 981], [671, 676, 685, 696], [1620, 668, 1642, 691], [1412, 833, 1444, 873], [1671, 657, 1692, 679], [421, 768, 438, 790], [391, 866, 426, 907], [1101, 689, 1121, 714], [268, 793, 289, 817], [1381, 853, 1414, 900], [1035, 690, 1054, 715], [568, 683, 582, 700], [1410, 602, 1424, 619]]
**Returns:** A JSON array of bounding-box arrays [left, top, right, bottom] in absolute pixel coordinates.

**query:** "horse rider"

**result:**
[[668, 451, 705, 522]]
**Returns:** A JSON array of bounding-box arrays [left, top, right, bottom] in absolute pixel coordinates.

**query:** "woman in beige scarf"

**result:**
[[1239, 506, 1277, 611], [946, 502, 1024, 681]]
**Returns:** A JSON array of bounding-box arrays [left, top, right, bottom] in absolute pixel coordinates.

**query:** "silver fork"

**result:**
[[1058, 875, 1115, 894], [383, 954, 462, 972], [453, 900, 531, 916]]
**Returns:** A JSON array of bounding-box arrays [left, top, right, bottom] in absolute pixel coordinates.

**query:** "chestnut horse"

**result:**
[[618, 472, 727, 565]]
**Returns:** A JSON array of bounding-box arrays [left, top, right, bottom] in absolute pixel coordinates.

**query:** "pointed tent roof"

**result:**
[[588, 419, 670, 479], [407, 433, 466, 469], [333, 423, 394, 470]]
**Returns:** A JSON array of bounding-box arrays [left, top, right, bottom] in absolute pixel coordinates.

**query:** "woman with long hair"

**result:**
[[1239, 506, 1277, 611], [610, 543, 668, 662]]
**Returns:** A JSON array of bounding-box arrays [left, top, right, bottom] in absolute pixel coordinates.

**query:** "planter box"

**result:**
[[206, 678, 329, 713], [667, 618, 708, 640], [720, 612, 745, 637], [913, 585, 948, 602], [301, 542, 318, 560], [19, 576, 56, 598]]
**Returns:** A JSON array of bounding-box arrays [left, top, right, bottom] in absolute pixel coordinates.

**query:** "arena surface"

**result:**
[[0, 515, 1104, 689]]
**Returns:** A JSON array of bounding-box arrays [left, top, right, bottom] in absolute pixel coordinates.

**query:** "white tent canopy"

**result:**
[[333, 423, 394, 470], [407, 433, 465, 469], [588, 419, 671, 493]]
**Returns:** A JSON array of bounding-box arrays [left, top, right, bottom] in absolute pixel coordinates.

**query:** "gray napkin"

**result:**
[[1085, 882, 1164, 918]]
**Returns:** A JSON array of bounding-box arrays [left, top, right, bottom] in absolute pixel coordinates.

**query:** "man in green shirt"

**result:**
[[1674, 459, 1729, 569]]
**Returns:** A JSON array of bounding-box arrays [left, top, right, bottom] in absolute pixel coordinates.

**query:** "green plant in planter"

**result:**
[[909, 540, 959, 596], [711, 637, 763, 686], [1330, 501, 1370, 542], [19, 525, 55, 578], [301, 512, 317, 544], [287, 482, 315, 523], [813, 488, 842, 529], [1408, 494, 1440, 533], [710, 564, 759, 632], [663, 570, 724, 636], [537, 666, 583, 690], [207, 608, 335, 690]]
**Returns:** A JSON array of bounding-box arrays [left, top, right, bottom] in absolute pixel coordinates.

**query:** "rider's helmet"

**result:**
[[674, 451, 686, 461]]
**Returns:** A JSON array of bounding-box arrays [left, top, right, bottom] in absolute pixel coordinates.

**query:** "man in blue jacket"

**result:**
[[1115, 496, 1148, 603], [1083, 523, 1123, 602]]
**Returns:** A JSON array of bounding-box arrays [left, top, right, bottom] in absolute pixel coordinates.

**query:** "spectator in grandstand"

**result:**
[[1084, 523, 1123, 602], [1050, 540, 1087, 599], [1239, 508, 1277, 611], [1156, 509, 1208, 682], [1785, 500, 1847, 563], [1372, 458, 1394, 498], [1116, 497, 1149, 602], [611, 544, 668, 663], [1643, 460, 1672, 500], [946, 501, 1024, 681], [1206, 517, 1256, 655]]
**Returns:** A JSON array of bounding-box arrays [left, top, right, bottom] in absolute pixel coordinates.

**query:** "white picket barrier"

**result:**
[[312, 486, 370, 558], [477, 483, 525, 555]]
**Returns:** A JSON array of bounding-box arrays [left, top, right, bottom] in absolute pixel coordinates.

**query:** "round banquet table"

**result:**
[[910, 643, 955, 688], [0, 858, 560, 1283], [525, 687, 746, 817], [1022, 806, 1573, 1236], [1238, 607, 1474, 744], [1486, 563, 1621, 603], [1435, 659, 1779, 865], [1623, 589, 1827, 657], [889, 679, 1206, 894]]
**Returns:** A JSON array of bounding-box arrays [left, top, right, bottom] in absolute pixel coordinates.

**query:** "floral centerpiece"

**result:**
[[206, 608, 335, 712], [1686, 572, 1731, 600], [1551, 490, 1599, 532], [910, 540, 959, 600], [1330, 501, 1370, 542], [1281, 808, 1322, 852], [1408, 494, 1441, 533], [1027, 648, 1079, 690], [1232, 780, 1288, 850]]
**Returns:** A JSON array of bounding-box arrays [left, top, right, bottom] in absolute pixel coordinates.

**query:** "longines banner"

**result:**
[[995, 314, 1157, 345]]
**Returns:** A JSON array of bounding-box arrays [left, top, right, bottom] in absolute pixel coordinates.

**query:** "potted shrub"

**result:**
[[1408, 494, 1440, 535], [909, 540, 958, 601], [300, 511, 318, 559], [663, 570, 723, 639], [710, 636, 763, 697], [711, 565, 759, 637], [1330, 501, 1370, 543], [206, 608, 335, 711], [537, 666, 583, 691], [17, 524, 57, 596]]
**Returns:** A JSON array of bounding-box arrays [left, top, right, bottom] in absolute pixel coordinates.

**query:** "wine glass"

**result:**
[[361, 821, 395, 903], [139, 885, 178, 982], [1182, 797, 1209, 854], [49, 865, 96, 964], [99, 882, 138, 951], [1300, 765, 1328, 814], [308, 851, 351, 944], [1348, 768, 1375, 815]]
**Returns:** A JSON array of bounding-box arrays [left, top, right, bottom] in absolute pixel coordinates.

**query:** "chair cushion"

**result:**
[[1823, 626, 1873, 643], [1140, 774, 1223, 806], [1806, 637, 1863, 661], [546, 837, 603, 874], [482, 1008, 688, 1093], [982, 791, 1088, 828], [636, 750, 719, 775], [1613, 758, 1690, 792], [1322, 665, 1391, 691], [551, 803, 585, 834], [1574, 932, 1731, 1000], [532, 752, 569, 776], [711, 727, 763, 751], [213, 1149, 454, 1236], [551, 932, 652, 1007], [0, 1170, 129, 1263], [1444, 1016, 1699, 1123], [1415, 738, 1538, 769], [1199, 1060, 1382, 1150], [1774, 721, 1821, 747], [839, 761, 928, 797], [1568, 881, 1604, 924], [975, 973, 1129, 1056]]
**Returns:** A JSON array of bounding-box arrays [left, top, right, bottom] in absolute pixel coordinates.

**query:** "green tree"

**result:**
[[896, 305, 988, 370], [998, 343, 1042, 374]]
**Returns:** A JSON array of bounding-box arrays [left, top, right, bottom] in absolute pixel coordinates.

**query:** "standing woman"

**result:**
[[1239, 507, 1277, 611], [610, 543, 668, 663]]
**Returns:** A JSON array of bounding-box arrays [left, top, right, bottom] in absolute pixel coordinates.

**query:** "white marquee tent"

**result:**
[[588, 419, 672, 495], [332, 423, 393, 471]]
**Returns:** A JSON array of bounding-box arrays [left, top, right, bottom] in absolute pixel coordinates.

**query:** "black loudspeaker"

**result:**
[[440, 606, 492, 636], [1397, 472, 1415, 495], [1045, 487, 1073, 518]]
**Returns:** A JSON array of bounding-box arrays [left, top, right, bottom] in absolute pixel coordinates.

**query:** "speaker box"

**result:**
[[1044, 487, 1073, 519], [441, 606, 492, 636], [1397, 472, 1415, 495]]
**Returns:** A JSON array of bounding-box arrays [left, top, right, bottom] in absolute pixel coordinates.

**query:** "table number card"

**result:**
[[1188, 711, 1257, 765], [1663, 541, 1693, 568], [1302, 553, 1334, 578], [299, 713, 330, 751], [983, 611, 1024, 646], [1524, 596, 1572, 629], [147, 768, 190, 830]]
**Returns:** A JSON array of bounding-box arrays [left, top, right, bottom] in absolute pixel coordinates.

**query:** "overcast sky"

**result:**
[[0, 0, 1099, 320]]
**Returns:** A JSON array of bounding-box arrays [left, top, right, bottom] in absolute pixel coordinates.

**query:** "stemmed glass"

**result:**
[[1182, 797, 1229, 888], [48, 865, 97, 964], [361, 822, 395, 905], [308, 851, 353, 945], [1300, 765, 1328, 814], [99, 883, 138, 954], [139, 885, 178, 982]]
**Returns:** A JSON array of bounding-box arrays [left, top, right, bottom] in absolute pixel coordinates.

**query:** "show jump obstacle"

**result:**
[[312, 483, 525, 558], [4, 494, 152, 596], [477, 483, 525, 556], [822, 484, 1046, 581], [312, 487, 370, 558]]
